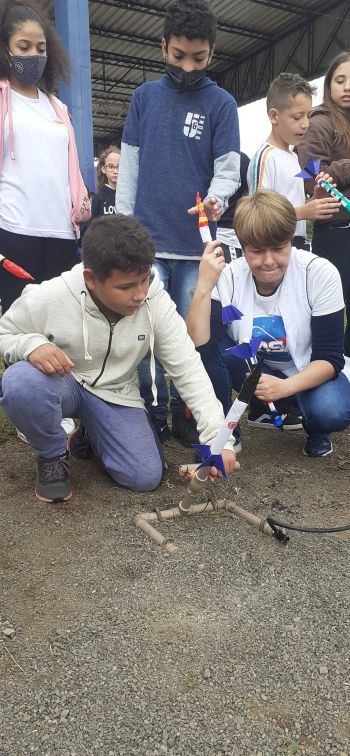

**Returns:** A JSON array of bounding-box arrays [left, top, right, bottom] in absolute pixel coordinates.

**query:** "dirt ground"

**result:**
[[1, 420, 350, 755]]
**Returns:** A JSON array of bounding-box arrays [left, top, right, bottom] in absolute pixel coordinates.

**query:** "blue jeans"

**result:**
[[138, 258, 200, 419], [0, 362, 165, 492], [199, 337, 350, 439]]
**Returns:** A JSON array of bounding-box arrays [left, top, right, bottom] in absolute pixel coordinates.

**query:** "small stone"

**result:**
[[60, 708, 70, 720], [240, 551, 247, 563], [3, 627, 15, 638], [198, 564, 205, 571], [319, 665, 328, 675], [42, 735, 50, 743], [203, 668, 211, 679], [159, 746, 168, 754], [261, 693, 268, 701]]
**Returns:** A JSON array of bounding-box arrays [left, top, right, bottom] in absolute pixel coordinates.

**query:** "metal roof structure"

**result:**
[[45, 0, 350, 146]]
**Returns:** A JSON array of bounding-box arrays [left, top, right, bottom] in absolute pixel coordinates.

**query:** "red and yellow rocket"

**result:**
[[195, 193, 243, 325]]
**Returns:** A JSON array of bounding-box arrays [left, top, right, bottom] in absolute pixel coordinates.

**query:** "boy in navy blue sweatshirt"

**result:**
[[116, 0, 240, 446]]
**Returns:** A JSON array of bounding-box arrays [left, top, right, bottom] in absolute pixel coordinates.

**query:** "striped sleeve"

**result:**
[[248, 144, 276, 193]]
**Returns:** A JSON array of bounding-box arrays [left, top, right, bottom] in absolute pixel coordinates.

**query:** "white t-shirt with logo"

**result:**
[[0, 89, 75, 239], [252, 282, 295, 371], [247, 143, 306, 238], [213, 255, 344, 375]]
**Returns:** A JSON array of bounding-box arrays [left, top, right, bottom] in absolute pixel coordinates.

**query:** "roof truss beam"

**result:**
[[91, 48, 164, 73], [248, 0, 315, 16], [90, 25, 237, 62], [90, 0, 270, 40]]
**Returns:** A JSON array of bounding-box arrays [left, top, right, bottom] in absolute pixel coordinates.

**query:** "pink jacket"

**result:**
[[0, 79, 91, 235]]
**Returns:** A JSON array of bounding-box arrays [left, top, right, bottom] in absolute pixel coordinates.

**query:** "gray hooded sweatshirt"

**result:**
[[0, 263, 235, 453]]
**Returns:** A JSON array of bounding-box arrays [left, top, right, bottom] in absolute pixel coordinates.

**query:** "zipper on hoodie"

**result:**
[[91, 322, 115, 388]]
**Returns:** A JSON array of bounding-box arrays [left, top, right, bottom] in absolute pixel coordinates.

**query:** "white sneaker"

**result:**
[[17, 418, 76, 444], [60, 418, 76, 435]]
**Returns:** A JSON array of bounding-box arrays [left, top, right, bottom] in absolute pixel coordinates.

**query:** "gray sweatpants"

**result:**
[[0, 362, 165, 492]]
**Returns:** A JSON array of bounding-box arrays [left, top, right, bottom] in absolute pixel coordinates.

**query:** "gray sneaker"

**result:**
[[35, 452, 72, 503]]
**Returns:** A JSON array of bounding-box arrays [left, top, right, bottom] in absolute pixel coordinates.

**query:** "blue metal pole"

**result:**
[[54, 0, 95, 191]]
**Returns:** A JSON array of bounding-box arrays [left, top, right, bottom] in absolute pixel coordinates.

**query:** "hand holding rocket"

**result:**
[[179, 361, 263, 514], [296, 158, 350, 215], [194, 193, 243, 325]]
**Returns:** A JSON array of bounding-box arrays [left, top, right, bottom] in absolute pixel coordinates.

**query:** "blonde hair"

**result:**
[[96, 145, 120, 190], [234, 190, 297, 249]]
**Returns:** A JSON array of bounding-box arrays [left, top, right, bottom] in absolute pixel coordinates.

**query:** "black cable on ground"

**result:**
[[266, 515, 350, 535]]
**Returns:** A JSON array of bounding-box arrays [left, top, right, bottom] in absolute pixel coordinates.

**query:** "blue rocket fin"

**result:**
[[221, 304, 244, 325], [192, 444, 211, 460], [250, 336, 263, 358], [295, 156, 320, 179], [192, 445, 227, 479], [225, 341, 252, 360]]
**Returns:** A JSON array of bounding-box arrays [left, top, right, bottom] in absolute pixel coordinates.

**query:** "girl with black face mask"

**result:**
[[0, 0, 91, 314]]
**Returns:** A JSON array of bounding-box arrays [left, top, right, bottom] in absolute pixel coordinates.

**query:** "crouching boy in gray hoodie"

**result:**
[[0, 214, 237, 503]]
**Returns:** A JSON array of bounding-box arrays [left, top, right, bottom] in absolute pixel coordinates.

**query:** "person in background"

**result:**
[[0, 0, 91, 314], [216, 151, 249, 261], [297, 52, 350, 356], [248, 72, 340, 251], [186, 191, 350, 458], [91, 146, 120, 218], [116, 0, 240, 447]]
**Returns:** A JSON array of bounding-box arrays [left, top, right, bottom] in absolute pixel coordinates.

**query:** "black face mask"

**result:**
[[165, 63, 206, 90], [10, 54, 47, 86]]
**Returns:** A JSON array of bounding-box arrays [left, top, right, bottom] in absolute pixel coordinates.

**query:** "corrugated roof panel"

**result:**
[[31, 0, 348, 139]]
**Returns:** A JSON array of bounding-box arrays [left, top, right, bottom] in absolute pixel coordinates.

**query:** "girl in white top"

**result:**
[[0, 0, 90, 312]]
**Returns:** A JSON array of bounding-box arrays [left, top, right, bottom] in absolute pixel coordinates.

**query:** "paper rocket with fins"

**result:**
[[193, 359, 263, 477], [296, 157, 350, 214], [195, 193, 243, 325], [225, 338, 284, 429], [225, 336, 262, 361], [0, 253, 34, 281]]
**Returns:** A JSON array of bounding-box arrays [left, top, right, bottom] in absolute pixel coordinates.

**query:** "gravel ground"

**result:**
[[1, 420, 350, 756]]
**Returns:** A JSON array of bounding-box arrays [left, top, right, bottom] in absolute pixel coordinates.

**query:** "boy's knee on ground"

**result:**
[[106, 459, 163, 492]]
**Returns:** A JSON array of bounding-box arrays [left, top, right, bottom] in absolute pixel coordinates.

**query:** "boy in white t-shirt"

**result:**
[[248, 73, 340, 249]]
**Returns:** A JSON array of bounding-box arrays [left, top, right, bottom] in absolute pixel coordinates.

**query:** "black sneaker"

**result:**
[[247, 409, 303, 430], [35, 452, 72, 503], [303, 435, 333, 457], [152, 418, 172, 444], [172, 413, 199, 448], [67, 425, 95, 460]]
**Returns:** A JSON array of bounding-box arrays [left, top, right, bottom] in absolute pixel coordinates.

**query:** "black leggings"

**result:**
[[0, 227, 79, 313], [312, 221, 350, 356]]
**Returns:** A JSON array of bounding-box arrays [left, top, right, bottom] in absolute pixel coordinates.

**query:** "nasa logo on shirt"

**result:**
[[183, 112, 206, 140]]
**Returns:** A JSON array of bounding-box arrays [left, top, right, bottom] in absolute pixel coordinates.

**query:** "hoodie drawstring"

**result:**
[[80, 290, 93, 361], [146, 300, 158, 407]]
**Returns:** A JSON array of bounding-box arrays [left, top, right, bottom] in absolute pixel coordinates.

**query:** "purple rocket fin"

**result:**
[[192, 445, 227, 479], [193, 444, 211, 460], [295, 156, 321, 179], [225, 341, 252, 360], [221, 304, 244, 325], [250, 336, 263, 358]]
